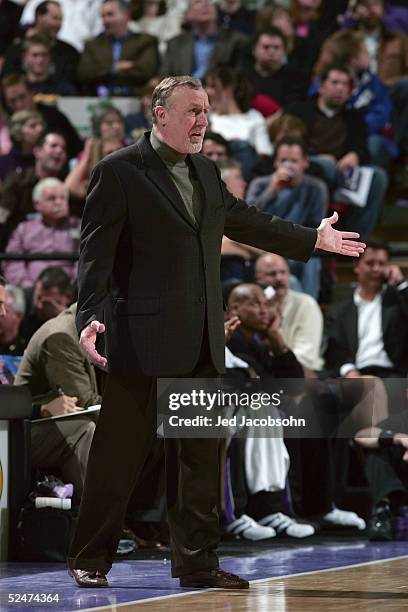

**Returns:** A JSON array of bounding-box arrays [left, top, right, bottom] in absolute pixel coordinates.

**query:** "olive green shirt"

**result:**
[[150, 129, 203, 225]]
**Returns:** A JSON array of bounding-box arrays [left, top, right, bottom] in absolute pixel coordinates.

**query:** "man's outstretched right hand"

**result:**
[[79, 320, 107, 367]]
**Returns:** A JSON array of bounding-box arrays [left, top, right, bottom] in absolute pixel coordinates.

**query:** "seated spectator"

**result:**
[[0, 284, 27, 355], [255, 253, 324, 375], [355, 409, 408, 541], [129, 0, 181, 55], [14, 301, 165, 535], [161, 0, 247, 78], [0, 109, 45, 181], [19, 35, 77, 97], [226, 282, 366, 531], [255, 6, 296, 62], [66, 104, 126, 199], [206, 66, 273, 176], [324, 240, 408, 411], [201, 131, 231, 162], [340, 0, 408, 157], [124, 77, 159, 140], [217, 0, 256, 37], [1, 1, 79, 86], [1, 73, 82, 157], [286, 64, 388, 238], [324, 241, 408, 376], [287, 0, 335, 77], [14, 303, 98, 506], [78, 0, 159, 96], [3, 178, 80, 288], [20, 0, 103, 53], [225, 283, 315, 538], [90, 103, 127, 146], [247, 138, 326, 298], [242, 27, 308, 116], [340, 0, 408, 36], [247, 137, 326, 225], [340, 0, 408, 85], [19, 266, 72, 343], [0, 131, 68, 247], [313, 30, 398, 166]]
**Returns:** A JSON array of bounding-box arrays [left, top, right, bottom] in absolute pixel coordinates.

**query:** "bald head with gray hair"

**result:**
[[5, 285, 26, 317], [32, 177, 68, 204], [151, 76, 203, 125]]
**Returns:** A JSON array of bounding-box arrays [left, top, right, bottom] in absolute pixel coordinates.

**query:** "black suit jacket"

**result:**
[[160, 29, 247, 77], [77, 32, 159, 95], [324, 285, 408, 376], [76, 133, 316, 376], [227, 330, 304, 379]]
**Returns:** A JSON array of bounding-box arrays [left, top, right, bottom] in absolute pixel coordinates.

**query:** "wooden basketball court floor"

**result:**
[[1, 539, 408, 611]]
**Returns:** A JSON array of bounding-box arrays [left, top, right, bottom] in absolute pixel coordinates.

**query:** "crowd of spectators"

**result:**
[[1, 0, 408, 552]]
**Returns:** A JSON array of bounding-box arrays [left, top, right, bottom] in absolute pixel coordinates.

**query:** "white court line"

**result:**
[[75, 553, 408, 612]]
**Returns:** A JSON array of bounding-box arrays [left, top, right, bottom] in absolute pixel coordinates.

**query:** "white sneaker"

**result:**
[[225, 514, 276, 540], [322, 507, 366, 530], [116, 539, 136, 555], [258, 513, 315, 538]]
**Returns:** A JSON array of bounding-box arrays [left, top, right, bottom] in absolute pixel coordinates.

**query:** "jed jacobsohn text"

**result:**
[[168, 389, 282, 411], [168, 414, 305, 428]]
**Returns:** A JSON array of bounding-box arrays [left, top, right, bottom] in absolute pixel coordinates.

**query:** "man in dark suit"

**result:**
[[161, 0, 247, 79], [68, 75, 365, 590], [77, 0, 159, 96], [324, 240, 408, 381]]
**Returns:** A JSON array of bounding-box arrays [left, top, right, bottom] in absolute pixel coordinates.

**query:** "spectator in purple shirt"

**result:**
[[3, 178, 79, 288]]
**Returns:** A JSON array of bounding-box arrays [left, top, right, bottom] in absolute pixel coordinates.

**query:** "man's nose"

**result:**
[[197, 113, 208, 127]]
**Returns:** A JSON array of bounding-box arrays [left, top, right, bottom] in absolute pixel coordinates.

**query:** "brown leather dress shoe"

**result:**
[[68, 569, 109, 588], [179, 568, 249, 589]]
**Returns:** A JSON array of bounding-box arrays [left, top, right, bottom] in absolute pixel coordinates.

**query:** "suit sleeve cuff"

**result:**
[[340, 363, 356, 377], [397, 280, 408, 291]]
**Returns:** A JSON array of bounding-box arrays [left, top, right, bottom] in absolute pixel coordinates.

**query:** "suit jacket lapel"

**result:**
[[381, 289, 394, 339], [135, 134, 197, 230], [188, 153, 213, 231]]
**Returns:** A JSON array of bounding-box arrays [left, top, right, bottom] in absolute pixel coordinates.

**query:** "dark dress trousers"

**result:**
[[68, 132, 316, 577]]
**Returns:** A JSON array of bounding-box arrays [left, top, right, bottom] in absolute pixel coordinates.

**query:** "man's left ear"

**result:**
[[155, 105, 166, 126], [303, 156, 309, 170]]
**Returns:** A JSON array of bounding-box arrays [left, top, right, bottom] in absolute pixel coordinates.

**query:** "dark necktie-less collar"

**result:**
[[150, 129, 186, 166]]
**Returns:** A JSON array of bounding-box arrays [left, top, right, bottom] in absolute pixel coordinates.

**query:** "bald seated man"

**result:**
[[255, 253, 323, 375]]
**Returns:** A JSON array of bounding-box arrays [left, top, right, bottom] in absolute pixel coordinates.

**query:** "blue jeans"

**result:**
[[310, 156, 388, 239]]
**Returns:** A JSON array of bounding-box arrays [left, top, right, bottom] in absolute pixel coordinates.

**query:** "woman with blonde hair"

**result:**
[[65, 104, 126, 200]]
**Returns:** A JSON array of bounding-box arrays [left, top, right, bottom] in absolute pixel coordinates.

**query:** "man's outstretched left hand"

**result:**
[[315, 211, 366, 257]]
